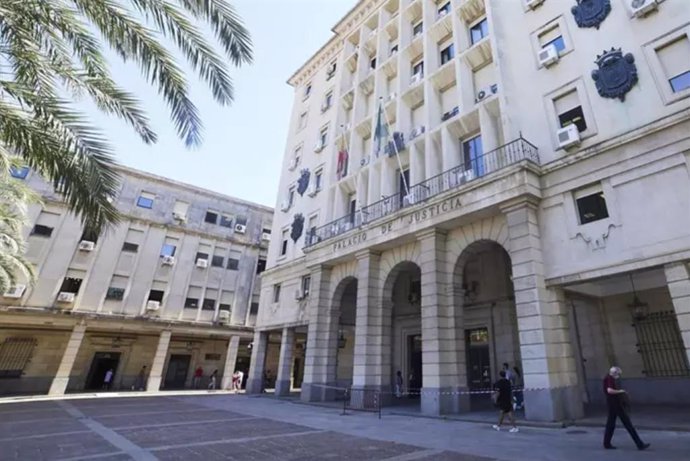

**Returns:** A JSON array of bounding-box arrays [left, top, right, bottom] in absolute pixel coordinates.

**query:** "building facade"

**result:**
[[0, 166, 273, 395], [250, 0, 690, 421]]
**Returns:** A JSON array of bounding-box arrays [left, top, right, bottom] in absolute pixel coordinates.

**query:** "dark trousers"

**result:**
[[604, 403, 644, 448]]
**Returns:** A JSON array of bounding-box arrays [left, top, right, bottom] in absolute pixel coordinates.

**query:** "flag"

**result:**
[[336, 148, 348, 180], [373, 100, 389, 158]]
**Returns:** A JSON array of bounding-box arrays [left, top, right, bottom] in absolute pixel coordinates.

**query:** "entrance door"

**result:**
[[236, 356, 250, 389], [407, 334, 423, 397], [164, 354, 191, 389], [466, 328, 492, 409], [85, 352, 121, 390]]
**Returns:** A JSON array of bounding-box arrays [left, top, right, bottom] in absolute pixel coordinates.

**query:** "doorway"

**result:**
[[407, 334, 422, 397], [85, 352, 121, 390], [466, 328, 492, 409], [164, 354, 191, 389]]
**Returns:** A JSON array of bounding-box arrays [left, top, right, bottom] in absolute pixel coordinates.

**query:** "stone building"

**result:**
[[0, 165, 273, 395], [249, 0, 690, 421]]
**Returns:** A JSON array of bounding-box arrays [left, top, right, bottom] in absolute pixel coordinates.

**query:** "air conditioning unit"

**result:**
[[557, 124, 581, 149], [161, 255, 176, 266], [314, 142, 325, 153], [262, 232, 271, 241], [360, 156, 370, 167], [538, 43, 560, 68], [57, 292, 75, 303], [631, 0, 658, 17], [294, 288, 304, 301], [526, 0, 545, 9], [410, 126, 426, 140], [172, 212, 187, 222], [280, 200, 290, 212], [235, 223, 247, 234], [476, 84, 498, 102], [78, 240, 95, 252], [410, 72, 423, 85], [3, 284, 26, 299], [307, 183, 318, 197], [196, 258, 208, 269], [218, 309, 230, 322], [386, 92, 397, 103], [146, 300, 160, 312]]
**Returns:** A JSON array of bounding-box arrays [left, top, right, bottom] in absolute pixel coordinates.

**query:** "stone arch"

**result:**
[[330, 275, 358, 387], [446, 215, 511, 275], [379, 241, 421, 286], [329, 260, 357, 295]]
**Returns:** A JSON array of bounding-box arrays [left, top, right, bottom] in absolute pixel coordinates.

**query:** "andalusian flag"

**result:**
[[373, 99, 389, 158]]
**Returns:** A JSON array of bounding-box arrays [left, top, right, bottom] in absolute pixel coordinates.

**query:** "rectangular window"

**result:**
[[173, 200, 189, 219], [463, 135, 484, 176], [302, 275, 311, 297], [538, 26, 565, 54], [250, 302, 259, 315], [202, 298, 216, 311], [440, 44, 455, 65], [137, 192, 155, 209], [370, 57, 377, 70], [390, 44, 399, 55], [575, 186, 609, 225], [122, 242, 139, 252], [288, 186, 296, 207], [0, 338, 37, 378], [304, 83, 312, 99], [555, 90, 587, 133], [219, 303, 232, 312], [218, 214, 233, 228], [30, 224, 53, 237], [308, 215, 318, 242], [413, 21, 423, 37], [10, 166, 29, 179], [160, 244, 177, 257], [227, 258, 240, 270], [348, 195, 357, 224], [59, 277, 83, 294], [657, 36, 690, 94], [105, 287, 125, 300], [256, 258, 267, 274], [148, 289, 164, 302], [273, 284, 281, 303], [470, 18, 489, 45], [315, 170, 323, 190], [438, 2, 451, 17], [205, 211, 218, 224], [326, 61, 337, 80], [293, 147, 302, 167], [413, 60, 424, 77], [319, 126, 329, 146], [298, 112, 308, 130], [211, 255, 224, 267], [281, 229, 289, 256], [324, 91, 333, 109], [196, 252, 209, 263], [184, 297, 199, 309], [544, 35, 566, 54]]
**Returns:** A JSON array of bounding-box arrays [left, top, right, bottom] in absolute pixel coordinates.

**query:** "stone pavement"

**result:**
[[0, 394, 688, 461]]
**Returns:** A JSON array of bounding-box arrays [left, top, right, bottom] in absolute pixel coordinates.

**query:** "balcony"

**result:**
[[304, 137, 539, 249]]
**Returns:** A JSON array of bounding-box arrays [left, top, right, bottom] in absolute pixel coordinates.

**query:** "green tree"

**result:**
[[0, 0, 253, 235]]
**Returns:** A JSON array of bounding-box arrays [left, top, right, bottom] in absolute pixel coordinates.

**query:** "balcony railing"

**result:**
[[305, 137, 539, 248]]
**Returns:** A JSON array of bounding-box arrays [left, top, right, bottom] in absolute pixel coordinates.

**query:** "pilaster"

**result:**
[[275, 327, 295, 396], [146, 330, 171, 392], [246, 330, 268, 394], [48, 324, 86, 396], [221, 335, 241, 390]]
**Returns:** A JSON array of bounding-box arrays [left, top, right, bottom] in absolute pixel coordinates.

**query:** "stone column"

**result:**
[[664, 262, 690, 366], [49, 324, 86, 396], [351, 250, 390, 407], [301, 265, 339, 402], [417, 229, 466, 415], [275, 327, 295, 396], [146, 330, 171, 392], [503, 201, 583, 421], [221, 336, 241, 390], [246, 330, 268, 394]]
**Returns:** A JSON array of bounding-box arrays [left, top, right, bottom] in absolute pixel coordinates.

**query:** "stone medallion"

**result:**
[[571, 0, 611, 29], [592, 48, 638, 102], [291, 213, 305, 243], [297, 169, 310, 196]]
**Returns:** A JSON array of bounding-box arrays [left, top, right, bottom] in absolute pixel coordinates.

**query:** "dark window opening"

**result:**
[[302, 275, 311, 296], [148, 290, 165, 302], [205, 211, 218, 224], [80, 230, 99, 244], [670, 71, 690, 93], [184, 298, 199, 309], [219, 304, 231, 312], [31, 225, 54, 237], [558, 106, 587, 132], [227, 258, 240, 271], [273, 285, 281, 303], [59, 277, 83, 294], [438, 2, 451, 15], [413, 61, 424, 76], [105, 287, 125, 300], [256, 258, 267, 274], [413, 22, 423, 36], [211, 255, 224, 267], [281, 237, 288, 256], [196, 252, 209, 262], [202, 299, 216, 311], [122, 242, 139, 252], [349, 198, 357, 224], [370, 57, 377, 69], [250, 302, 259, 315], [463, 135, 484, 175], [576, 191, 609, 225], [440, 44, 455, 65], [470, 18, 489, 45], [219, 215, 233, 228], [399, 169, 410, 202]]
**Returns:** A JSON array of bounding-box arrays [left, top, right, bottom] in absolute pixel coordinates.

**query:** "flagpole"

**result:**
[[378, 97, 410, 197]]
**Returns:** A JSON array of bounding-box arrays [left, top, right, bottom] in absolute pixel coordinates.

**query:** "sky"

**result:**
[[85, 0, 355, 208]]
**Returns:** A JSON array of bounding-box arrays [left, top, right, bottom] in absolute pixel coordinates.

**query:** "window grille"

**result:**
[[0, 338, 37, 378], [634, 310, 690, 377]]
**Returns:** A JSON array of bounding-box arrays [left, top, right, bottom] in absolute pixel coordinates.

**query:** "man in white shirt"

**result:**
[[103, 369, 114, 391]]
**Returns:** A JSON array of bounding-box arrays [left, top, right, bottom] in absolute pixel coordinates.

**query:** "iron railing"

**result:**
[[634, 310, 690, 377], [305, 136, 539, 248]]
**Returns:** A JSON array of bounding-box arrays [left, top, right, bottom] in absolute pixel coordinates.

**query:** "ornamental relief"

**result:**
[[591, 48, 638, 102], [571, 0, 612, 29]]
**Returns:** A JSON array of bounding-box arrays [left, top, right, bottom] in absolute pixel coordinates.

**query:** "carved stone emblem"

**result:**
[[592, 48, 638, 102], [571, 0, 611, 29], [297, 169, 310, 196], [573, 223, 618, 251], [290, 213, 305, 243]]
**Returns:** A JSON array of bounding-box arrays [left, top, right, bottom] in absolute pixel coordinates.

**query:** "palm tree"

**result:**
[[0, 0, 253, 235]]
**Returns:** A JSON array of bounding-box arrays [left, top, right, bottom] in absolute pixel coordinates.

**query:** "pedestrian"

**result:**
[[512, 366, 524, 411], [230, 371, 239, 391], [192, 366, 203, 389], [132, 365, 146, 391], [492, 370, 518, 433], [603, 366, 650, 451], [235, 370, 244, 391], [208, 369, 218, 390], [103, 368, 114, 391], [395, 370, 403, 398]]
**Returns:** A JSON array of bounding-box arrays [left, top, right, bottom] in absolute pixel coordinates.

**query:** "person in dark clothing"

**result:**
[[603, 366, 649, 451], [512, 366, 524, 410], [492, 370, 518, 432]]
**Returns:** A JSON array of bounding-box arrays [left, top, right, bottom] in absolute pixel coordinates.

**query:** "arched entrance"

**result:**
[[383, 261, 422, 408], [454, 240, 521, 412], [333, 277, 357, 388]]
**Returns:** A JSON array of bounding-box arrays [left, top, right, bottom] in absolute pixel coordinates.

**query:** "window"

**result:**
[[294, 147, 302, 167], [463, 135, 484, 176], [80, 229, 99, 245], [215, 214, 232, 228], [137, 192, 155, 209], [538, 26, 565, 54], [160, 244, 176, 257], [250, 302, 259, 315], [304, 83, 312, 99], [555, 91, 587, 132], [326, 61, 337, 80], [211, 255, 224, 267], [438, 2, 451, 17], [288, 186, 296, 207], [657, 36, 690, 93], [202, 298, 216, 311], [30, 224, 53, 237], [122, 242, 139, 252], [308, 215, 318, 242], [219, 303, 232, 312], [256, 258, 267, 274], [370, 57, 377, 69], [470, 18, 489, 45], [348, 194, 357, 224], [281, 229, 289, 256], [544, 35, 565, 54], [227, 258, 240, 270], [298, 112, 308, 130], [184, 297, 199, 309], [148, 290, 164, 302], [172, 200, 189, 220], [205, 210, 218, 224], [315, 169, 323, 190], [319, 126, 329, 147], [324, 91, 333, 110], [59, 277, 83, 294], [413, 21, 423, 37], [273, 284, 281, 303], [412, 60, 424, 77], [390, 44, 399, 55], [106, 287, 125, 300], [575, 187, 609, 225], [0, 338, 37, 378], [440, 44, 455, 65], [301, 275, 311, 297], [10, 166, 29, 179]]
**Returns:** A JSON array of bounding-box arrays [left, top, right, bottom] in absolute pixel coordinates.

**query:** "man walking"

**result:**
[[192, 366, 203, 389], [208, 369, 218, 390], [103, 368, 114, 391], [492, 370, 518, 433], [603, 366, 650, 450]]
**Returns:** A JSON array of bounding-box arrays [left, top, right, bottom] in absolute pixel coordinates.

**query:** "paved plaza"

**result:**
[[1, 394, 689, 461]]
